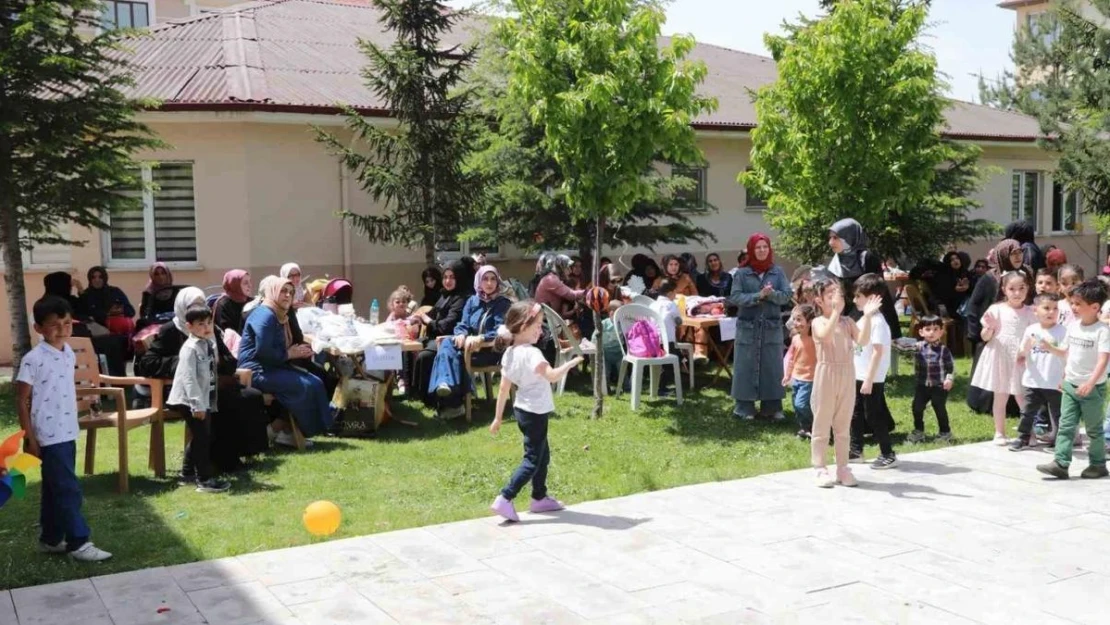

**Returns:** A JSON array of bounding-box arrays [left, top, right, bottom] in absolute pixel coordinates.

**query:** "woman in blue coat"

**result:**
[[429, 265, 511, 420], [729, 234, 793, 420], [238, 276, 332, 445]]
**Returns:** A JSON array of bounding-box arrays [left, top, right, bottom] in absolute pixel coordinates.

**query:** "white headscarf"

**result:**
[[280, 262, 305, 302], [172, 287, 206, 334], [243, 275, 280, 318]]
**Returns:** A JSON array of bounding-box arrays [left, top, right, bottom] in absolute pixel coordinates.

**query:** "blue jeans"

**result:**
[[39, 441, 90, 551], [501, 408, 550, 501], [428, 338, 499, 408], [792, 380, 813, 431]]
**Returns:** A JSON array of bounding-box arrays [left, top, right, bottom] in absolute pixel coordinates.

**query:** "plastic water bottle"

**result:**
[[369, 299, 380, 325]]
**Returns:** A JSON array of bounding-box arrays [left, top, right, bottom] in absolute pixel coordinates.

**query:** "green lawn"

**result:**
[[0, 356, 995, 590]]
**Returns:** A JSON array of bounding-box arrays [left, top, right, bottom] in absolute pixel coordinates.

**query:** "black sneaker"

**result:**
[[848, 450, 864, 464], [1036, 460, 1069, 480], [1080, 465, 1109, 480], [871, 453, 899, 470], [1008, 437, 1032, 452], [196, 478, 231, 493]]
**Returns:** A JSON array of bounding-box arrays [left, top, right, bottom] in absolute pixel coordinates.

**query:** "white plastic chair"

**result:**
[[612, 304, 683, 411], [540, 304, 599, 395], [634, 293, 694, 389], [632, 294, 655, 307]]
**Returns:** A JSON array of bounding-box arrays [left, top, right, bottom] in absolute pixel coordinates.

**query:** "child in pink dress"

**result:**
[[972, 272, 1035, 445]]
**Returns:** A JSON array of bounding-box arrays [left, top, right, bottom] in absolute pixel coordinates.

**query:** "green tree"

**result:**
[[316, 0, 484, 265], [465, 37, 716, 267], [742, 0, 995, 265], [496, 0, 716, 416], [980, 0, 1110, 217], [0, 1, 163, 370]]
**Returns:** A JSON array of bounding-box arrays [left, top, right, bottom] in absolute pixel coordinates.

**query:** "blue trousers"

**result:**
[[39, 441, 90, 551], [792, 380, 814, 431], [501, 408, 550, 501], [428, 338, 499, 407]]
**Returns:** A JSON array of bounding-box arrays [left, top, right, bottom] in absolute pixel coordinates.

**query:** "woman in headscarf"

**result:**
[[419, 266, 443, 308], [696, 252, 732, 298], [629, 254, 662, 292], [410, 261, 469, 402], [827, 218, 901, 339], [427, 265, 511, 420], [77, 266, 136, 332], [136, 287, 269, 472], [213, 270, 253, 335], [1004, 220, 1044, 272], [279, 263, 308, 309], [46, 272, 129, 377], [238, 277, 333, 446], [139, 262, 183, 327], [567, 256, 586, 289], [933, 251, 972, 318], [534, 254, 585, 319], [728, 234, 793, 420], [456, 256, 479, 297], [661, 254, 698, 297]]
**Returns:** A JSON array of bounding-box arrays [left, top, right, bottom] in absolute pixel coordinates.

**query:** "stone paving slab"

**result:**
[[6, 441, 1110, 624]]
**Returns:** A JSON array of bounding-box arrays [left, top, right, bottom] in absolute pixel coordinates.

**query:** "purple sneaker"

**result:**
[[529, 497, 565, 514], [490, 495, 519, 522]]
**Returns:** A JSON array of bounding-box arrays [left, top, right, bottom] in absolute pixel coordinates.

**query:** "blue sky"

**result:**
[[447, 0, 1016, 103]]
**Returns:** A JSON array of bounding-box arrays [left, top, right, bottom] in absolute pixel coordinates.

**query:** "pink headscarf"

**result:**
[[222, 270, 251, 304], [474, 265, 501, 302], [144, 262, 174, 295]]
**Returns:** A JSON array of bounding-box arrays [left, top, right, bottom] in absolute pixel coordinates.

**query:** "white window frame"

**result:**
[[0, 234, 74, 273], [434, 238, 501, 263], [1051, 181, 1081, 234], [1012, 170, 1041, 233], [102, 161, 201, 270]]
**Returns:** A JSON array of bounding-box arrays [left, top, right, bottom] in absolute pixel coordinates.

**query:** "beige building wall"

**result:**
[[0, 116, 1089, 364]]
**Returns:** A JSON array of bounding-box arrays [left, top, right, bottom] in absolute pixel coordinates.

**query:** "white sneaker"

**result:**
[[275, 431, 314, 448], [69, 542, 112, 562], [993, 433, 1009, 446], [435, 383, 452, 397], [39, 541, 67, 554], [815, 468, 835, 489]]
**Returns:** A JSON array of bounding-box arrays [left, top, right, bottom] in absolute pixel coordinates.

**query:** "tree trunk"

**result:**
[[577, 221, 594, 279], [423, 230, 436, 267], [0, 205, 31, 375], [592, 216, 605, 419]]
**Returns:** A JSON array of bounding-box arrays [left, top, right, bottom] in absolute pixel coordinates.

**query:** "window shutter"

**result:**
[[110, 175, 147, 261], [152, 163, 197, 262], [28, 242, 71, 266]]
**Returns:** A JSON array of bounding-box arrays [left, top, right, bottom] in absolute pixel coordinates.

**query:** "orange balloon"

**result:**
[[303, 500, 341, 537]]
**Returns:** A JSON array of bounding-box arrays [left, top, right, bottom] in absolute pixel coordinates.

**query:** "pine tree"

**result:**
[[0, 1, 163, 370], [981, 0, 1110, 216], [316, 0, 484, 265], [465, 38, 716, 269]]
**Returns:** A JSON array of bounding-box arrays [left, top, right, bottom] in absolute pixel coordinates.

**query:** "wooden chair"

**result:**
[[463, 339, 498, 423], [70, 337, 166, 494], [540, 304, 599, 395], [237, 369, 307, 450]]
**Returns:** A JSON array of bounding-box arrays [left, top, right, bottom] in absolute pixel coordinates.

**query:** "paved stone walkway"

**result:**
[[4, 441, 1110, 625]]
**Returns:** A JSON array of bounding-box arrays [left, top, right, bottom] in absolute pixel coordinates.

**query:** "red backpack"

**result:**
[[626, 318, 664, 358]]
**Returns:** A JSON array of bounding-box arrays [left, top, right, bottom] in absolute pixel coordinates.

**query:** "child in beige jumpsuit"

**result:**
[[810, 279, 883, 488]]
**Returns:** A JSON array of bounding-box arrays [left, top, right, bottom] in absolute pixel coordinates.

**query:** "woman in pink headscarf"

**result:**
[[138, 262, 184, 329], [213, 270, 253, 334]]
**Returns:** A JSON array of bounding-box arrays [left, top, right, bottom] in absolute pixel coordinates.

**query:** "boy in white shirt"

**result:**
[[849, 274, 898, 470], [1038, 280, 1110, 479], [16, 297, 112, 562], [1011, 293, 1067, 451]]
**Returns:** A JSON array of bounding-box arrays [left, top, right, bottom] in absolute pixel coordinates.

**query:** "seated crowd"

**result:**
[[36, 220, 1110, 495]]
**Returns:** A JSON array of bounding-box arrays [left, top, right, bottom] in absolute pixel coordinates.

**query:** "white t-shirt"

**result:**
[[651, 297, 681, 345], [1021, 323, 1067, 389], [501, 345, 555, 414], [15, 342, 79, 447], [1064, 321, 1110, 386], [854, 315, 892, 383], [1058, 300, 1075, 327]]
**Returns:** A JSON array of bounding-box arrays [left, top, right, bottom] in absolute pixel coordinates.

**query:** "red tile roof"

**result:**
[[127, 0, 1041, 142]]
